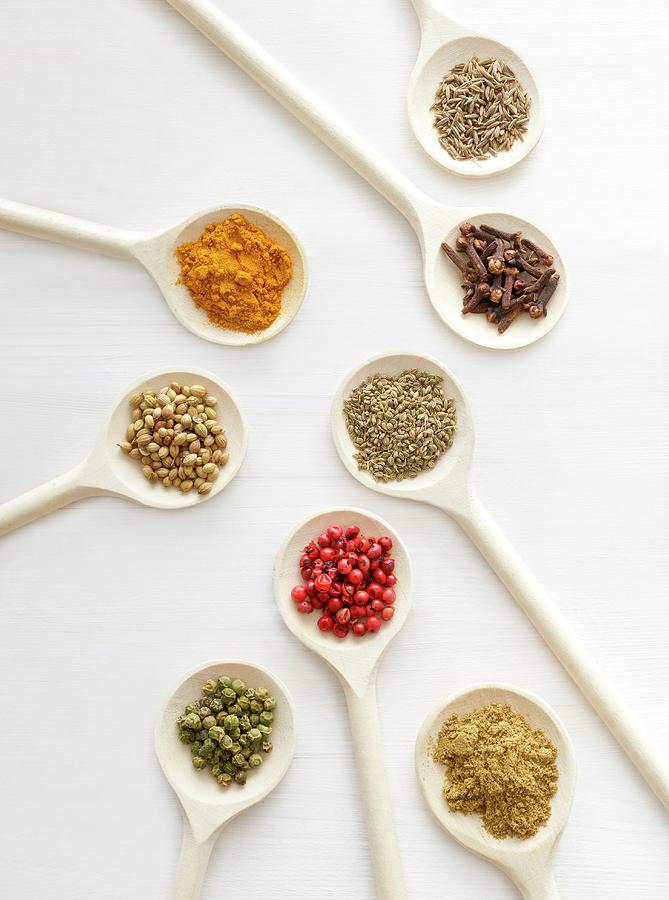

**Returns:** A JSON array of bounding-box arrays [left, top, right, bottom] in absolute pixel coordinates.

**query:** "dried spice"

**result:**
[[177, 675, 276, 788], [291, 524, 397, 638], [176, 214, 292, 333], [432, 57, 530, 161], [119, 381, 228, 494], [432, 703, 558, 840], [344, 370, 456, 482], [441, 222, 559, 334]]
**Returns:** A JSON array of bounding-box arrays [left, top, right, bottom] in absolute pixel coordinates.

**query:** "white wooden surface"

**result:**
[[0, 0, 667, 897]]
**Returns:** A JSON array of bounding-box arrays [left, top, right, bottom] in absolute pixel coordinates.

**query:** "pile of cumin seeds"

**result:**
[[343, 369, 457, 483], [432, 56, 531, 161]]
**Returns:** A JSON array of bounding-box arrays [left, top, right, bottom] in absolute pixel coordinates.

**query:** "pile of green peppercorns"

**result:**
[[177, 675, 276, 787]]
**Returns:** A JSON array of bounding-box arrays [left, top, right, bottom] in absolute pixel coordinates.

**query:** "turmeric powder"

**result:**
[[176, 214, 292, 333]]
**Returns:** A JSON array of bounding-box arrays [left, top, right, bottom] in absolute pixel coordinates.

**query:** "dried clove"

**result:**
[[441, 222, 560, 335]]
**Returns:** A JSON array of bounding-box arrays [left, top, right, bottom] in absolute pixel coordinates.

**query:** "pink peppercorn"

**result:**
[[379, 536, 393, 553], [317, 532, 330, 548], [366, 616, 381, 633], [381, 607, 394, 621], [297, 600, 313, 615], [333, 622, 349, 639], [318, 615, 334, 632], [352, 622, 367, 637], [291, 585, 307, 603], [382, 588, 396, 604], [348, 568, 363, 585], [372, 569, 386, 585]]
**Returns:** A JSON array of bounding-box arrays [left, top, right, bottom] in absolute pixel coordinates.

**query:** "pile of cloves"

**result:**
[[441, 222, 560, 334]]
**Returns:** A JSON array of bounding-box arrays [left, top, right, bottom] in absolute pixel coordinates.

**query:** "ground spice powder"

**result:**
[[432, 703, 558, 839], [176, 214, 292, 333]]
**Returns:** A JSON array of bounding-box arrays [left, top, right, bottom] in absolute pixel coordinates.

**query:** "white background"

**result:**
[[1, 0, 668, 897]]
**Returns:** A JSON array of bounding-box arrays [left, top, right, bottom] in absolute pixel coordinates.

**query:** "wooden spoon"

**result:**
[[274, 507, 412, 900], [416, 684, 575, 899], [155, 659, 296, 900], [407, 0, 543, 176], [331, 351, 669, 813], [164, 0, 566, 350], [0, 199, 307, 345], [0, 367, 247, 536]]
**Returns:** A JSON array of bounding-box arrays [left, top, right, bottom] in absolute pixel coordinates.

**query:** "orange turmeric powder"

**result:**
[[176, 214, 292, 333]]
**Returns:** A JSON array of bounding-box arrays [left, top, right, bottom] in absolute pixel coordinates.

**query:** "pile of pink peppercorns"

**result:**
[[290, 524, 397, 639]]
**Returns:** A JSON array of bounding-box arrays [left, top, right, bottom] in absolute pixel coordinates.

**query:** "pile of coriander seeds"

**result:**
[[119, 381, 228, 494]]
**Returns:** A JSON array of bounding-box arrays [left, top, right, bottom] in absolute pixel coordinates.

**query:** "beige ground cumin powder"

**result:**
[[432, 703, 558, 839]]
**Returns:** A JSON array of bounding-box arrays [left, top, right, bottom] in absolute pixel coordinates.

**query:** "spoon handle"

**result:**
[[515, 871, 560, 900], [0, 465, 97, 537], [449, 491, 669, 812], [342, 678, 408, 900], [172, 824, 217, 900], [165, 0, 432, 229], [0, 198, 136, 258]]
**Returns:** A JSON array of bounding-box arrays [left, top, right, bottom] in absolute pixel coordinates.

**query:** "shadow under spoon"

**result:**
[[0, 367, 247, 536], [0, 199, 307, 345], [156, 659, 296, 900], [416, 684, 575, 899], [274, 507, 412, 900], [164, 0, 566, 351], [331, 350, 669, 814]]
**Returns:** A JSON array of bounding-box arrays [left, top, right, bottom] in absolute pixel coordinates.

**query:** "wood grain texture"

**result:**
[[0, 0, 668, 898]]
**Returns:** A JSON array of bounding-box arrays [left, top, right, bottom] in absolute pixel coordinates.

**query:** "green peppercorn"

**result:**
[[192, 756, 207, 770], [202, 679, 217, 695], [224, 714, 239, 731], [263, 697, 277, 711], [211, 764, 222, 777], [198, 706, 211, 718], [237, 696, 250, 711], [238, 734, 248, 748], [248, 754, 262, 768], [222, 687, 236, 704], [256, 687, 268, 700], [232, 752, 246, 767], [250, 714, 260, 726], [262, 740, 273, 753], [182, 713, 201, 731], [230, 742, 241, 754], [179, 729, 195, 744], [231, 679, 246, 696], [217, 675, 232, 690], [196, 730, 208, 741], [221, 734, 233, 750], [202, 715, 217, 730], [229, 727, 241, 741], [223, 761, 234, 775], [259, 711, 274, 726], [185, 703, 200, 715], [239, 715, 251, 732], [190, 741, 203, 755], [258, 723, 271, 735], [209, 698, 223, 713], [248, 728, 262, 743], [244, 688, 256, 701], [250, 700, 263, 714], [208, 726, 225, 743], [234, 771, 247, 785], [217, 772, 232, 787], [228, 704, 242, 717]]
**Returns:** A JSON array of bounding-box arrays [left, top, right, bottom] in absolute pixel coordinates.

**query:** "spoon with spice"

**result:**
[[0, 368, 247, 536], [415, 684, 576, 898], [156, 659, 296, 900], [407, 0, 543, 176], [164, 0, 566, 350], [0, 199, 307, 345], [274, 507, 412, 900], [331, 351, 669, 813]]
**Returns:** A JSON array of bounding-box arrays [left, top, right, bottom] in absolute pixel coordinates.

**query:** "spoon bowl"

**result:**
[[155, 659, 295, 896], [408, 23, 543, 177], [134, 203, 307, 345], [273, 506, 412, 694], [0, 199, 307, 346], [0, 366, 247, 535], [331, 351, 475, 503], [273, 507, 412, 899], [415, 684, 575, 897]]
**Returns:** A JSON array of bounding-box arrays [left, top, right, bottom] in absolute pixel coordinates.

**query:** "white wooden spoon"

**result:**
[[274, 507, 412, 900], [407, 0, 543, 176], [155, 659, 296, 900], [331, 351, 669, 813], [0, 367, 247, 536], [0, 199, 307, 345], [416, 684, 576, 899], [164, 0, 567, 351]]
